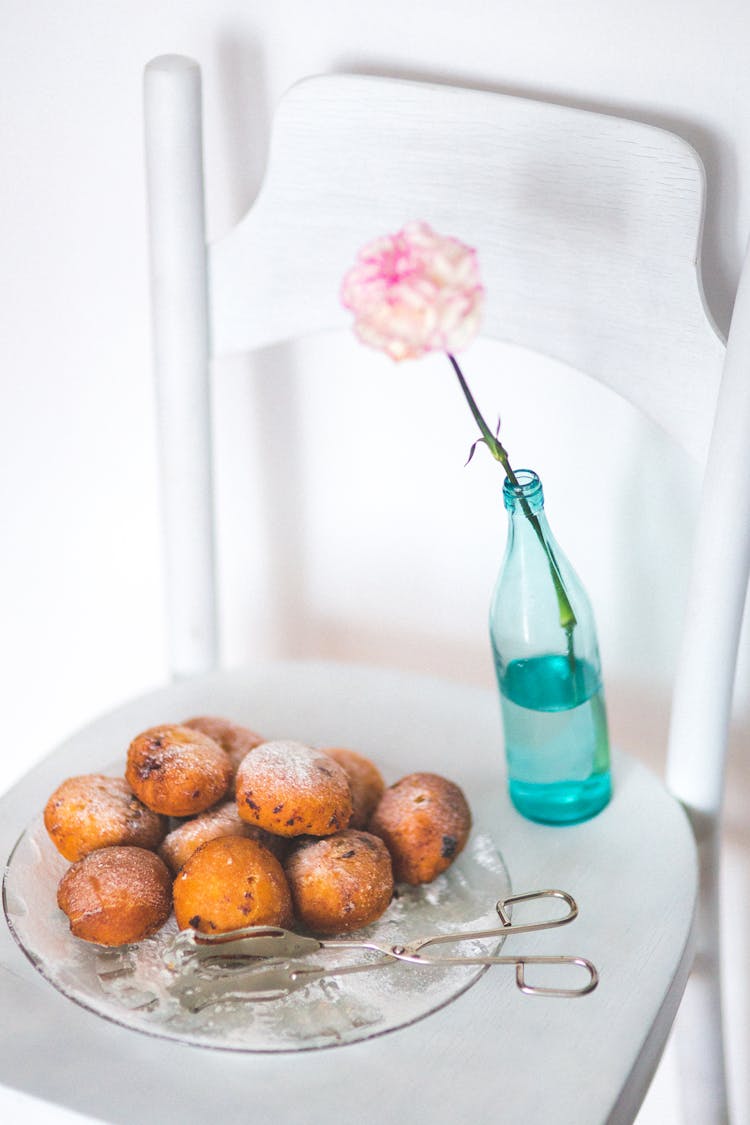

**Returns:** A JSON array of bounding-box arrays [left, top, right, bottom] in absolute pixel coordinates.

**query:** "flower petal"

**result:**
[[341, 222, 484, 360]]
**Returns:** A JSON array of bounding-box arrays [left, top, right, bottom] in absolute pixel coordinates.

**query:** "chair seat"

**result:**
[[0, 660, 696, 1124]]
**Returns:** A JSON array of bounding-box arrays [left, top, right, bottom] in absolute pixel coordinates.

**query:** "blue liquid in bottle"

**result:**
[[498, 654, 611, 825], [490, 470, 612, 825]]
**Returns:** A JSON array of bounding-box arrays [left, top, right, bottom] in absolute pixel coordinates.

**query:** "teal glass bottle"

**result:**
[[490, 470, 612, 825]]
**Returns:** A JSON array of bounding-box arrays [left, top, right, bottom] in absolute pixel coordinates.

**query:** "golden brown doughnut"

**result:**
[[320, 747, 385, 829], [173, 835, 293, 934], [57, 846, 172, 946], [43, 774, 168, 862], [158, 800, 287, 874], [125, 724, 232, 817], [235, 740, 353, 837], [369, 772, 472, 885], [182, 715, 264, 779], [285, 829, 393, 935]]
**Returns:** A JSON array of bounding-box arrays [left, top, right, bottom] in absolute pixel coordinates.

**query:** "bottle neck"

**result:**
[[503, 470, 550, 546], [500, 469, 578, 642], [503, 469, 545, 516]]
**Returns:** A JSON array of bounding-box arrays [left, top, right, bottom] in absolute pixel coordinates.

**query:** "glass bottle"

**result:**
[[489, 470, 612, 824]]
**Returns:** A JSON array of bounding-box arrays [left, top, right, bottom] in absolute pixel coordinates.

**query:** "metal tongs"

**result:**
[[164, 889, 598, 1010]]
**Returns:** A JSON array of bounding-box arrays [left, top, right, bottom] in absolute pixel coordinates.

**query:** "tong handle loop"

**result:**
[[406, 888, 579, 955], [389, 950, 598, 997], [496, 888, 578, 933], [515, 955, 598, 998]]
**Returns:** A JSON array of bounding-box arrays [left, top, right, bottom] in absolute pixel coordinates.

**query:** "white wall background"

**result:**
[[2, 1, 750, 1121]]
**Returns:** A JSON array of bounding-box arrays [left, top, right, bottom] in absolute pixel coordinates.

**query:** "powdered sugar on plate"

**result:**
[[3, 816, 510, 1052]]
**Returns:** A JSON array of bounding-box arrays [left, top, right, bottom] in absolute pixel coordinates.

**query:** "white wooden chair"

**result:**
[[0, 53, 747, 1124]]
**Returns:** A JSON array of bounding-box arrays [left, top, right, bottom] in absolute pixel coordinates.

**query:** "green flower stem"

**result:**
[[448, 353, 577, 648]]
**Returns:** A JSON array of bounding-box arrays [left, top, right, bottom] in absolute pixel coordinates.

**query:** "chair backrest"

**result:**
[[143, 55, 750, 832]]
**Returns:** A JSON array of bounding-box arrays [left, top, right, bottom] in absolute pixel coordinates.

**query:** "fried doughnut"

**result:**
[[183, 715, 264, 779], [285, 830, 393, 935], [235, 740, 353, 837], [43, 774, 168, 862], [173, 835, 293, 934], [320, 747, 385, 829], [125, 724, 232, 817], [158, 800, 287, 874], [369, 772, 472, 885], [57, 846, 172, 946]]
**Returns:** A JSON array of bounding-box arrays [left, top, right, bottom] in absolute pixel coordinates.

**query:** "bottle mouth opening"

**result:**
[[503, 470, 543, 511]]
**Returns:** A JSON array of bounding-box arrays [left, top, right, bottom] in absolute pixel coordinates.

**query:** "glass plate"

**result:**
[[3, 817, 510, 1052]]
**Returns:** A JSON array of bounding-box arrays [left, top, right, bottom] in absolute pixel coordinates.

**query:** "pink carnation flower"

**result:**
[[341, 221, 484, 361]]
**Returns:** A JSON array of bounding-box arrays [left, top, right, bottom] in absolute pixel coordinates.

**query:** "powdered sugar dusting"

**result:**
[[238, 741, 332, 791], [235, 741, 353, 836], [183, 717, 264, 777], [43, 775, 167, 861], [159, 801, 283, 873], [125, 725, 232, 816]]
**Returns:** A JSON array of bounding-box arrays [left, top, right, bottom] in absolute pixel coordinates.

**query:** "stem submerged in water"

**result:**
[[448, 353, 577, 649]]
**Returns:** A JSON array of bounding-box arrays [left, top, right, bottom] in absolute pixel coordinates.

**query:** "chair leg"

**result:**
[[674, 811, 730, 1124]]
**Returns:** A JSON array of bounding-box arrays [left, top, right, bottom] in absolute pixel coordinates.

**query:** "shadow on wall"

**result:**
[[213, 32, 272, 234]]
